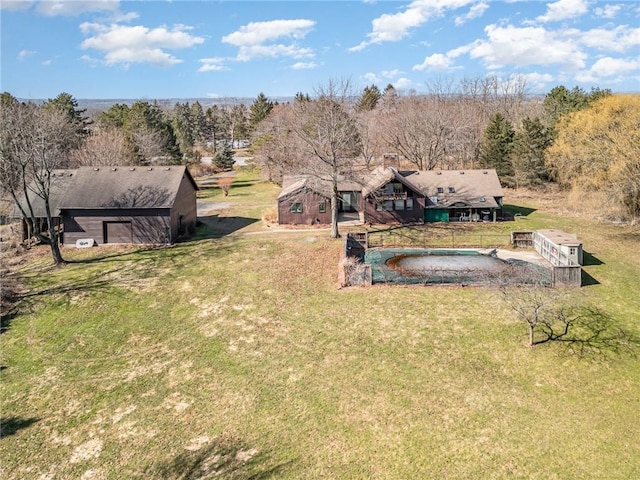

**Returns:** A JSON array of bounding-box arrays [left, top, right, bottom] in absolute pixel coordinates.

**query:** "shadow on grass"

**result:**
[[0, 416, 39, 439], [581, 251, 603, 287], [504, 204, 537, 219], [582, 251, 604, 266], [581, 269, 600, 287], [1, 311, 18, 335], [145, 437, 293, 479], [196, 215, 258, 238], [536, 307, 639, 360]]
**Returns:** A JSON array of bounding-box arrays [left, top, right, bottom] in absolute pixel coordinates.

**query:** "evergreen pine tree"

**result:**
[[479, 112, 515, 183], [249, 92, 274, 128], [212, 142, 235, 170], [511, 117, 553, 188]]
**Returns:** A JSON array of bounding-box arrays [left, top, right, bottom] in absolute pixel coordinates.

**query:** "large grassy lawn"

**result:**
[[1, 170, 639, 479]]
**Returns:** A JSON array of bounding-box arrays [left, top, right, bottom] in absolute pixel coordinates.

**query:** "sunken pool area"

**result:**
[[364, 248, 551, 286]]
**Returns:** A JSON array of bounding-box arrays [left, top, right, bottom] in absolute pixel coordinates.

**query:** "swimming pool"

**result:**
[[364, 248, 551, 285]]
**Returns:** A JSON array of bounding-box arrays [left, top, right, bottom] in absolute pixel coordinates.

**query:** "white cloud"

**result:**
[[381, 69, 403, 79], [578, 25, 640, 53], [80, 23, 204, 67], [413, 53, 457, 71], [349, 0, 475, 51], [576, 56, 640, 83], [198, 57, 228, 72], [291, 62, 317, 70], [17, 49, 35, 61], [363, 72, 381, 83], [222, 19, 314, 46], [465, 24, 587, 70], [394, 77, 412, 89], [233, 44, 313, 62], [536, 0, 589, 23], [594, 3, 623, 19], [42, 59, 52, 66], [0, 0, 32, 11], [222, 19, 316, 62], [517, 72, 555, 91], [454, 2, 489, 26], [36, 0, 120, 16]]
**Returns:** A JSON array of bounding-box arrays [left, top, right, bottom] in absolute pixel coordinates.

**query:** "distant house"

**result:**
[[13, 165, 198, 245], [277, 175, 363, 225], [277, 167, 504, 225]]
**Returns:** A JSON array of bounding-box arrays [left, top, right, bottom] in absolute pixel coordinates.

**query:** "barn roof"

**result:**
[[10, 170, 77, 218], [59, 165, 198, 209]]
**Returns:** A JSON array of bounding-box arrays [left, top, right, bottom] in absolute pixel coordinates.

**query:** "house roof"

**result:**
[[277, 167, 505, 210], [10, 169, 77, 218], [59, 165, 198, 209], [361, 166, 423, 197], [278, 174, 363, 200], [403, 169, 503, 198]]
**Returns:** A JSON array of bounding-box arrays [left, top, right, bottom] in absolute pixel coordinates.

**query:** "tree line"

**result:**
[[249, 79, 638, 233], [1, 78, 638, 262]]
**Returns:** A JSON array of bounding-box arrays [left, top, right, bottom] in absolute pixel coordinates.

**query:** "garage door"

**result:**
[[103, 221, 132, 243]]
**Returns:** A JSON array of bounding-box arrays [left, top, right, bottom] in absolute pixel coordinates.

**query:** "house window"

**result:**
[[318, 202, 326, 213], [393, 183, 403, 194], [437, 187, 444, 194], [395, 199, 405, 210], [290, 202, 303, 213], [448, 186, 456, 193], [406, 198, 414, 210]]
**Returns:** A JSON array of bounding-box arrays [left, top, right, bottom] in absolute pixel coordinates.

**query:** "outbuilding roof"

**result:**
[[10, 170, 76, 218], [537, 229, 582, 247], [59, 165, 198, 209]]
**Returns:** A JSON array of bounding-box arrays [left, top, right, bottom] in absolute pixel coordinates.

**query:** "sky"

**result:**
[[1, 0, 639, 100]]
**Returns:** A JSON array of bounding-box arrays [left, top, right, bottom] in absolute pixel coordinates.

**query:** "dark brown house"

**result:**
[[13, 166, 198, 245], [277, 167, 504, 225], [277, 175, 363, 225], [361, 167, 425, 224]]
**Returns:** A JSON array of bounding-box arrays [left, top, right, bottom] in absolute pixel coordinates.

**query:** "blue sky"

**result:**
[[1, 0, 639, 99]]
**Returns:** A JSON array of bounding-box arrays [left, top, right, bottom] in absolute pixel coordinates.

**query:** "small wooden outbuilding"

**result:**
[[61, 166, 198, 245], [12, 165, 198, 246]]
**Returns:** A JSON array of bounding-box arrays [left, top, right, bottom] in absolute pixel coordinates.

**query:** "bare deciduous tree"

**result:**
[[380, 94, 451, 170], [0, 99, 79, 264], [71, 127, 136, 167], [287, 79, 362, 238]]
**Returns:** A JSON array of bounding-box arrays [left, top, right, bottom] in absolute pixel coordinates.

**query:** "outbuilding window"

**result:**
[[291, 202, 303, 213], [318, 202, 326, 213]]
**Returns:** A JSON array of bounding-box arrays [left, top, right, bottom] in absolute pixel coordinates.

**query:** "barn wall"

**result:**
[[63, 208, 171, 245], [278, 190, 332, 225], [170, 173, 198, 239]]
